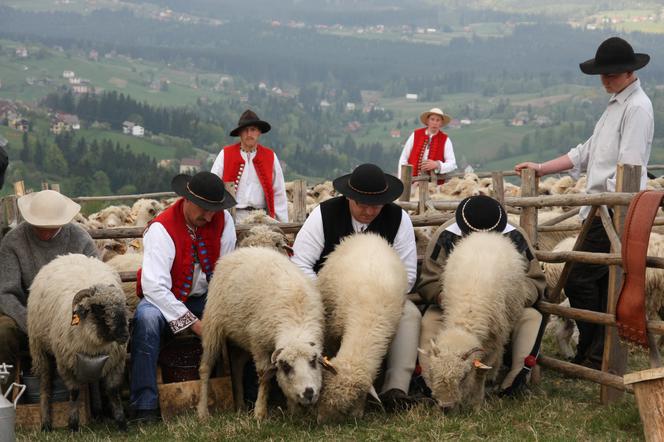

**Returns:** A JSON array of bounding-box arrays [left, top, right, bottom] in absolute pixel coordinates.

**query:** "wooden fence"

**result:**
[[3, 164, 664, 406]]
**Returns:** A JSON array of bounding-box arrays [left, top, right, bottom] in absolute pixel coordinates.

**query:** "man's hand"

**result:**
[[514, 161, 542, 177], [421, 160, 439, 173], [190, 319, 203, 337]]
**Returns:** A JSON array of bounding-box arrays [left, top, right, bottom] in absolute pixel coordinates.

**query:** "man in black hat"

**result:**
[[130, 171, 237, 421], [417, 195, 547, 396], [211, 109, 288, 223], [291, 163, 420, 409], [515, 36, 653, 367]]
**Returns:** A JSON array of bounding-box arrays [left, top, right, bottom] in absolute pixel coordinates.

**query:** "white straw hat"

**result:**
[[420, 107, 452, 127], [18, 190, 80, 228]]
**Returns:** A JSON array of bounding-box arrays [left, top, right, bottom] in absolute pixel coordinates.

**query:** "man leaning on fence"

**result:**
[[514, 36, 654, 369], [0, 190, 98, 388], [130, 171, 236, 422]]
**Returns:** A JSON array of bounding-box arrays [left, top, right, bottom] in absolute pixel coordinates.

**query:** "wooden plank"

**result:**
[[624, 370, 664, 442], [519, 168, 538, 245], [538, 355, 632, 393], [16, 388, 90, 429], [158, 377, 234, 421], [492, 171, 504, 206], [624, 367, 664, 385], [602, 163, 641, 404], [73, 191, 176, 202], [418, 179, 428, 215], [537, 301, 664, 335], [599, 205, 621, 254], [292, 179, 307, 223], [399, 164, 413, 202]]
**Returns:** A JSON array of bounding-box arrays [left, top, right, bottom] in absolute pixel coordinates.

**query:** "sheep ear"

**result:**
[[271, 348, 284, 365], [318, 355, 337, 375], [72, 288, 93, 307], [282, 244, 294, 256], [473, 359, 492, 371]]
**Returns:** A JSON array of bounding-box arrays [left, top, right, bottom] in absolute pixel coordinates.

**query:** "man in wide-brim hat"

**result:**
[[398, 107, 457, 185], [211, 109, 289, 223], [515, 36, 654, 368], [291, 163, 422, 409], [0, 189, 98, 389], [417, 195, 547, 396], [130, 171, 236, 422]]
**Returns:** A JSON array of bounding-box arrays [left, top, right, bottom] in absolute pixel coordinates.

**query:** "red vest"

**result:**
[[136, 198, 225, 302], [407, 127, 448, 185], [221, 144, 276, 218]]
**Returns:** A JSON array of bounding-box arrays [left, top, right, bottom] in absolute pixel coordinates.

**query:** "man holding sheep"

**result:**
[[130, 171, 237, 421], [514, 37, 653, 368], [0, 190, 98, 389], [211, 109, 289, 223], [291, 163, 421, 409], [418, 195, 547, 395]]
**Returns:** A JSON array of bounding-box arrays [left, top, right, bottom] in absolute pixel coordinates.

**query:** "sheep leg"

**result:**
[[197, 348, 214, 419], [68, 387, 81, 432], [254, 357, 272, 421], [35, 351, 53, 432], [102, 371, 127, 432]]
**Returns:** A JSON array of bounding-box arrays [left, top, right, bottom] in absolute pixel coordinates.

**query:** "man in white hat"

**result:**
[[398, 107, 457, 184], [0, 190, 98, 387]]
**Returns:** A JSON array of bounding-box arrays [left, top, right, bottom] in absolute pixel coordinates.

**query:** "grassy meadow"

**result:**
[[16, 366, 645, 441]]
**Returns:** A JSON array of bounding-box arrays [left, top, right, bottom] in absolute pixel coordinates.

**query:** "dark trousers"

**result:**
[[564, 218, 610, 364]]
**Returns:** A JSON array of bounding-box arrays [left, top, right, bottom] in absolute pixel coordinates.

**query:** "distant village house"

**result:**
[[122, 121, 145, 137], [179, 158, 201, 174], [405, 93, 418, 100], [50, 113, 80, 134]]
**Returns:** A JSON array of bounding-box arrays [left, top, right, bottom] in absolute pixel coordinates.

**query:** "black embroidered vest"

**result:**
[[313, 196, 402, 273]]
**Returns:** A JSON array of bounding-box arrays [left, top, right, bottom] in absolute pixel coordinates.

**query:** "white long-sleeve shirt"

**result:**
[[211, 148, 289, 222], [567, 79, 653, 219], [397, 130, 457, 178], [291, 204, 417, 293], [141, 210, 236, 333]]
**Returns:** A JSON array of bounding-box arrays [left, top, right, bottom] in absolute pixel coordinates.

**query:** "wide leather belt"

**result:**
[[616, 190, 664, 348]]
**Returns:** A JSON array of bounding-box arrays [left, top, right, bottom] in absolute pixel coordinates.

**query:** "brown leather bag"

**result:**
[[616, 190, 664, 348]]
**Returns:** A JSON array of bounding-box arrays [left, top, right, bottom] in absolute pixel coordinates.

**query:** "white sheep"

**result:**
[[27, 254, 129, 432], [106, 253, 143, 317], [316, 233, 407, 423], [89, 205, 132, 228], [240, 209, 279, 225], [421, 232, 530, 412], [238, 224, 292, 255], [130, 198, 163, 227], [198, 247, 326, 420]]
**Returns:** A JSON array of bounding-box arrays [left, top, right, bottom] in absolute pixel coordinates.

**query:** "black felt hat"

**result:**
[[333, 163, 404, 205], [579, 37, 650, 75], [455, 195, 507, 235], [171, 172, 236, 212], [229, 109, 271, 137]]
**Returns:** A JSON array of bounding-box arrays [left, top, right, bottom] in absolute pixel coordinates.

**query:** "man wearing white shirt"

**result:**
[[211, 109, 289, 223], [515, 37, 653, 368], [130, 172, 237, 421], [291, 163, 420, 409], [398, 107, 457, 184]]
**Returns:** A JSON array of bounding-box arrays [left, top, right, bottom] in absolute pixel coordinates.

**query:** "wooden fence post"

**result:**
[[223, 183, 237, 221], [601, 163, 640, 404], [418, 179, 429, 215], [292, 179, 307, 223], [400, 164, 413, 202], [491, 171, 505, 207], [519, 169, 538, 245]]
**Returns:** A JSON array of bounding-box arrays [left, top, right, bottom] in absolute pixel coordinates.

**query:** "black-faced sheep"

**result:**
[[420, 232, 530, 412], [197, 246, 326, 420], [316, 233, 407, 423], [27, 254, 129, 432]]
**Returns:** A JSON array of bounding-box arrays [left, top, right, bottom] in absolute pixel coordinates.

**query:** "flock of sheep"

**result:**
[[26, 172, 664, 431]]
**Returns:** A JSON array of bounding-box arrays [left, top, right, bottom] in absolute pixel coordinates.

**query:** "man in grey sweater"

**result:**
[[0, 190, 98, 387]]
